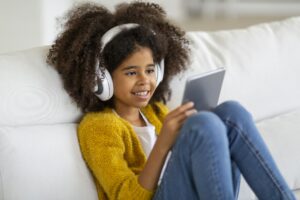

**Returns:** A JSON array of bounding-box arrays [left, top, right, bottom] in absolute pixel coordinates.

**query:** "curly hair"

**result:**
[[47, 1, 190, 113]]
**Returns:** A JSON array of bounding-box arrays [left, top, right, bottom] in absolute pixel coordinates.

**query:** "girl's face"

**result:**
[[112, 47, 157, 112]]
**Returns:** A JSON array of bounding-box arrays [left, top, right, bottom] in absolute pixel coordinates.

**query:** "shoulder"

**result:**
[[141, 102, 169, 134], [77, 108, 132, 160], [153, 102, 169, 116], [79, 108, 117, 126], [78, 108, 126, 140], [142, 102, 169, 120], [79, 109, 114, 128]]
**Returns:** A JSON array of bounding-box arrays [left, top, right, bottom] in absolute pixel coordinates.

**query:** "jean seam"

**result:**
[[223, 119, 292, 200]]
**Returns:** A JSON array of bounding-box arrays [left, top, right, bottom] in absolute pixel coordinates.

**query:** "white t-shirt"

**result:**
[[132, 111, 156, 158], [113, 109, 171, 185]]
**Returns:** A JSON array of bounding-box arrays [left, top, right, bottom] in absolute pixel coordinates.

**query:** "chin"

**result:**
[[134, 100, 150, 108]]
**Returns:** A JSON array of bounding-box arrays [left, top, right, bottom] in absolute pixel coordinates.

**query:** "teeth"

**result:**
[[134, 91, 148, 96]]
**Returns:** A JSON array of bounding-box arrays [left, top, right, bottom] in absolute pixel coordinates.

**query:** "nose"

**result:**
[[137, 72, 150, 85]]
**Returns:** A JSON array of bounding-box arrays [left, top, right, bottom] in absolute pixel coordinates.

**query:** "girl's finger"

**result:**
[[170, 109, 198, 133], [178, 108, 197, 120], [168, 101, 195, 118]]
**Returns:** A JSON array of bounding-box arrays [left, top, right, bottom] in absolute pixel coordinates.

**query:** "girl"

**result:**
[[47, 2, 296, 200]]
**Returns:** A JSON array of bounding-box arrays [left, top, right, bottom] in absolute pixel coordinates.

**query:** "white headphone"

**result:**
[[93, 23, 165, 101]]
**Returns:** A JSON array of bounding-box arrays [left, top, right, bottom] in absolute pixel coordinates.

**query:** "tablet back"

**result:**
[[182, 68, 225, 111]]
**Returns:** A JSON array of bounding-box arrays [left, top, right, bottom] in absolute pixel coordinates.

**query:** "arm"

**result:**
[[138, 102, 197, 190], [78, 115, 153, 200]]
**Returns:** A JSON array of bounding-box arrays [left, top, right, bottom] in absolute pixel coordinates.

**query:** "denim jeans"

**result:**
[[153, 101, 296, 200]]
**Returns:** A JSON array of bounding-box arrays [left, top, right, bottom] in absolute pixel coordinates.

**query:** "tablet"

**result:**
[[182, 68, 225, 111]]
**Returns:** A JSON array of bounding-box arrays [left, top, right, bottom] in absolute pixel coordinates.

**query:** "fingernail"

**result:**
[[189, 101, 194, 106], [186, 109, 197, 116]]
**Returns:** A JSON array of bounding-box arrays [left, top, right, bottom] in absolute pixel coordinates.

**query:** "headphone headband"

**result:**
[[101, 23, 140, 51]]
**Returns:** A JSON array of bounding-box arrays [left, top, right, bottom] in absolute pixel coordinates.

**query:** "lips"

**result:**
[[132, 90, 150, 97]]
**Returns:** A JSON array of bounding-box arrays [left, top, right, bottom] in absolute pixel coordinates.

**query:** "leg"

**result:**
[[214, 101, 296, 200], [153, 112, 236, 200]]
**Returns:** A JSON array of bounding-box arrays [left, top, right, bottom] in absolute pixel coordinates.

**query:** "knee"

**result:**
[[184, 112, 224, 130], [214, 100, 253, 123], [181, 112, 227, 142]]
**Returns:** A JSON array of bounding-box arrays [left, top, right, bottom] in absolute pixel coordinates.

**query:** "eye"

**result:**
[[125, 71, 137, 76], [146, 68, 155, 74]]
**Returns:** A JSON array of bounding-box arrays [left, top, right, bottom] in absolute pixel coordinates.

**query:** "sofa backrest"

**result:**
[[168, 16, 300, 121], [2, 16, 299, 125], [0, 46, 82, 126], [0, 48, 97, 200]]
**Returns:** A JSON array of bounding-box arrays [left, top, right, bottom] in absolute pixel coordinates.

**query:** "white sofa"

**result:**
[[1, 16, 300, 200]]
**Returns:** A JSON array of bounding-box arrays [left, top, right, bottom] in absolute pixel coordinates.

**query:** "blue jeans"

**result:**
[[153, 101, 295, 200]]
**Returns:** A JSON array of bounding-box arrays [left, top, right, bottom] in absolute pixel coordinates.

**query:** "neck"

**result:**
[[114, 104, 146, 127]]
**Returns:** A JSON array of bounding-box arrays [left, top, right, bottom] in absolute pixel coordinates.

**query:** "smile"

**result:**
[[132, 91, 149, 96]]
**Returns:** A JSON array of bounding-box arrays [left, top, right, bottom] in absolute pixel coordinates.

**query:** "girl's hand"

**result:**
[[158, 101, 197, 151], [138, 102, 197, 190]]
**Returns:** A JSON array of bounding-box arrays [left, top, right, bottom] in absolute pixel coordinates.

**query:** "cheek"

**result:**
[[113, 79, 133, 95]]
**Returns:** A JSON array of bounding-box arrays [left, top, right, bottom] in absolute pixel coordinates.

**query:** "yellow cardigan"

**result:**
[[77, 102, 168, 200]]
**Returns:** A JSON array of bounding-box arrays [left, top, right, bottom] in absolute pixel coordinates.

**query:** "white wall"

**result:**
[[41, 0, 74, 48], [1, 0, 299, 54], [0, 0, 42, 53], [0, 0, 74, 54], [74, 0, 184, 22], [0, 0, 183, 54]]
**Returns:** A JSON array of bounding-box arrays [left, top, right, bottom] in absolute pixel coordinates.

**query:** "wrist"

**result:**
[[155, 134, 172, 154]]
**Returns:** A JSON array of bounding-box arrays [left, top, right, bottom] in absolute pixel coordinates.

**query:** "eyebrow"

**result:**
[[121, 64, 155, 71]]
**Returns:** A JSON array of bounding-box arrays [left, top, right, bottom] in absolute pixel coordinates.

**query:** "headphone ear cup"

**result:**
[[94, 67, 114, 101], [156, 59, 164, 86]]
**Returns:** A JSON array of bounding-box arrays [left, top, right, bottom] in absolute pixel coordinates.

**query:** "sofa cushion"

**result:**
[[238, 108, 300, 199], [0, 47, 82, 126], [0, 124, 98, 200], [167, 16, 300, 121], [257, 109, 300, 190]]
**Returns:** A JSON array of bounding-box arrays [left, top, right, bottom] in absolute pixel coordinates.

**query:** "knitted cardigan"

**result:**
[[77, 102, 169, 200]]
